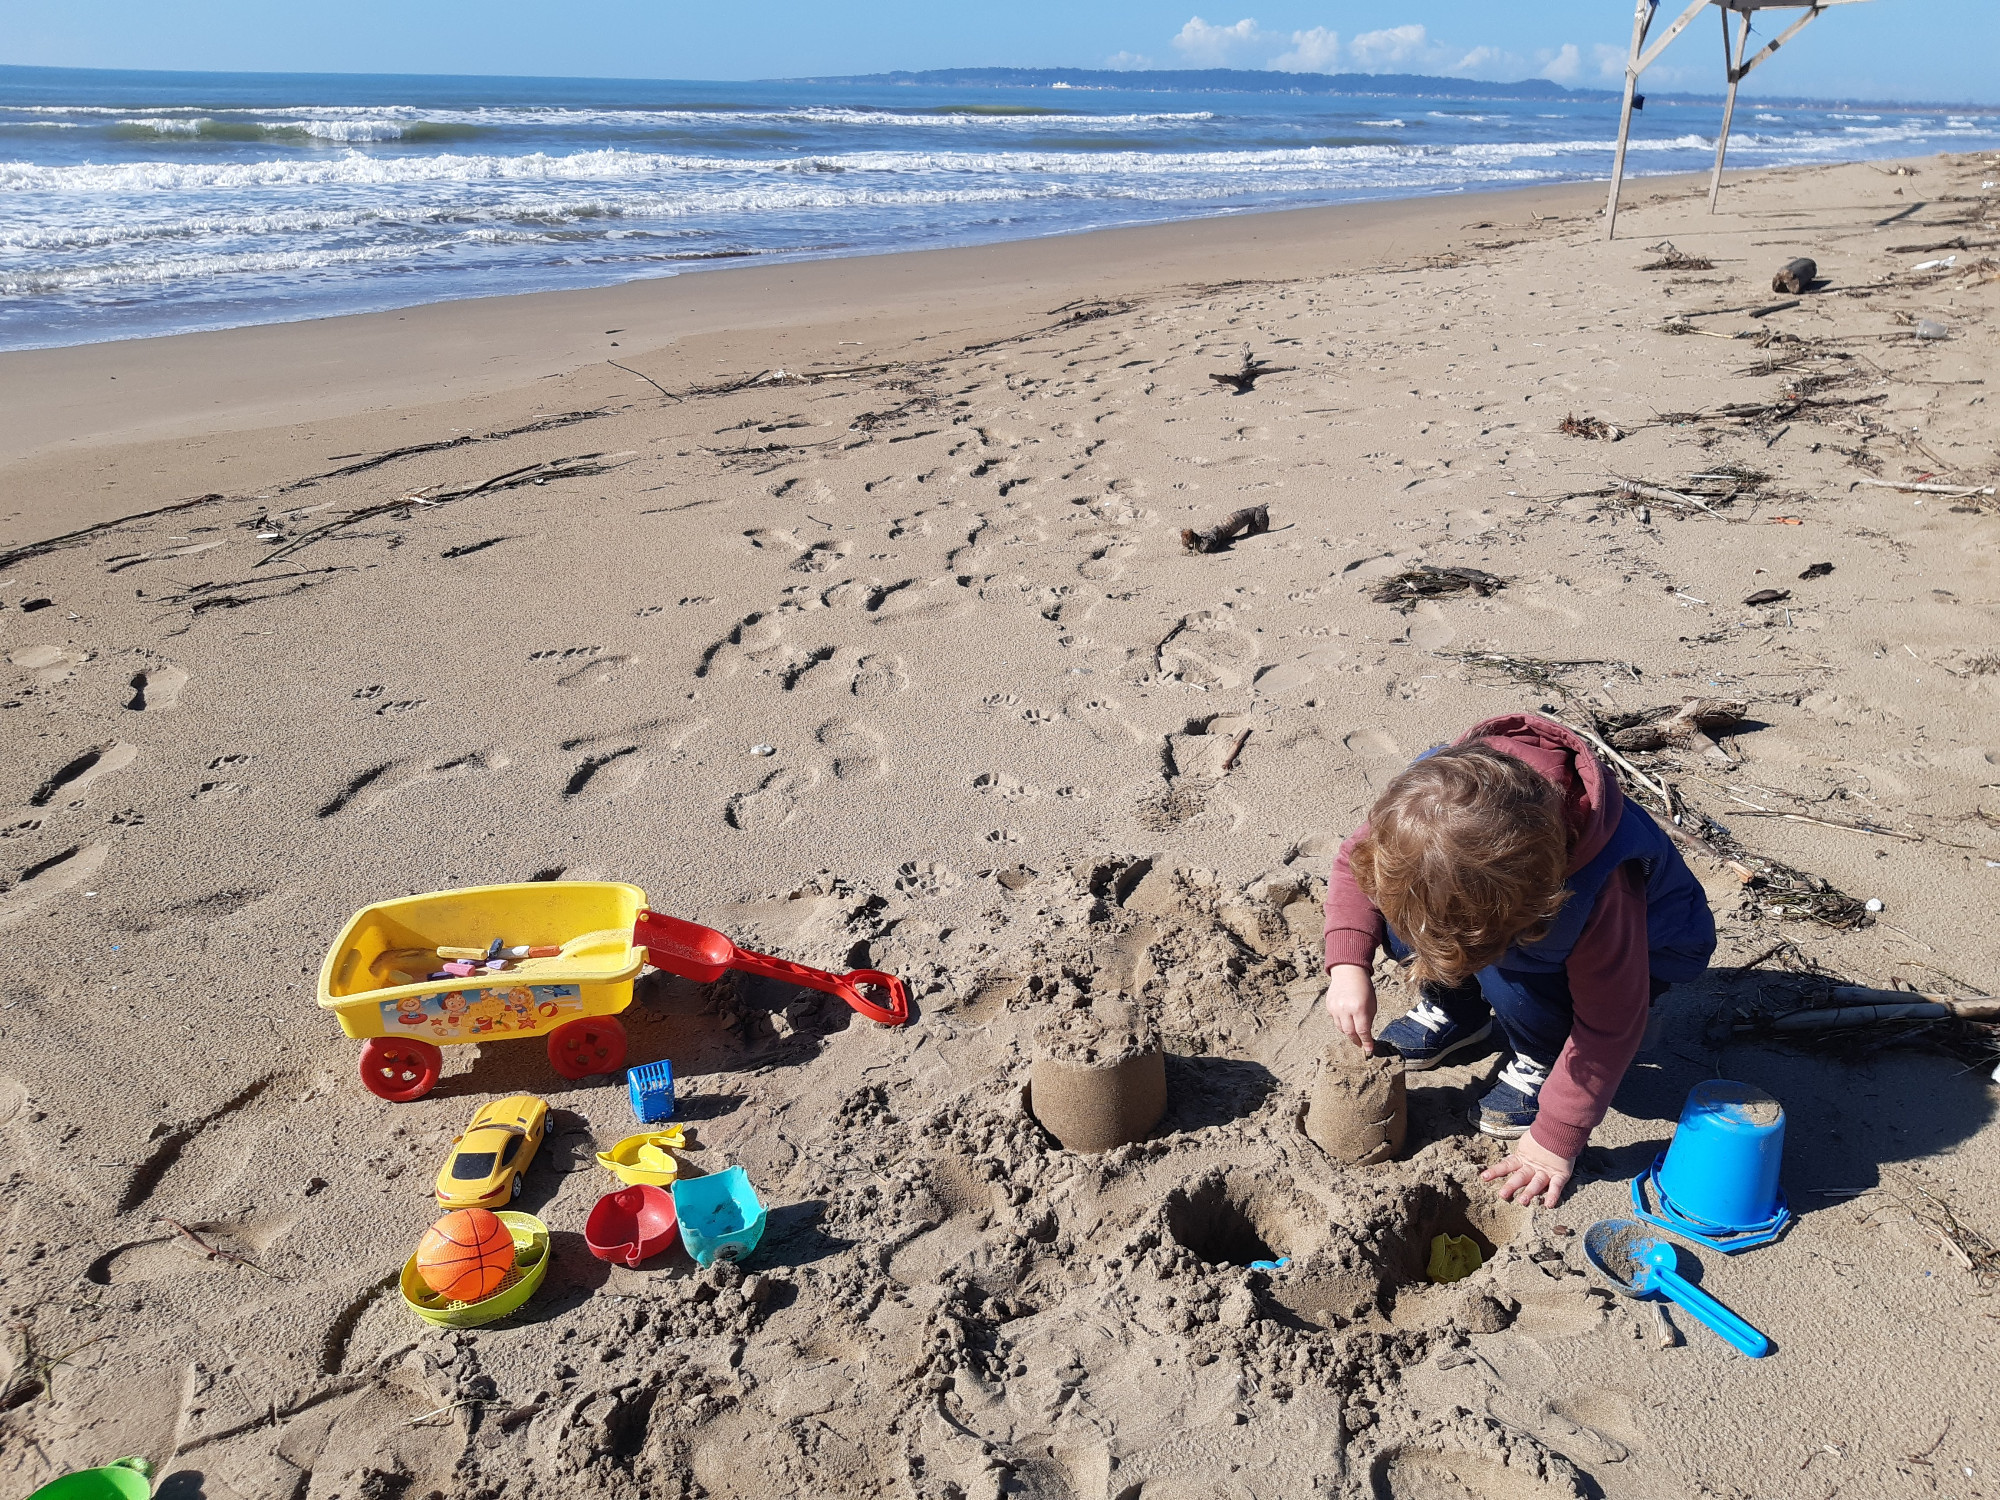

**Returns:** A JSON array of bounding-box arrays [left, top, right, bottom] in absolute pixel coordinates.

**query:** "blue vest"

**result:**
[[1501, 797, 1716, 982]]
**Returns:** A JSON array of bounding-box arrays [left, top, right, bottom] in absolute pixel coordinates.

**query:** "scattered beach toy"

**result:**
[[1585, 1218, 1771, 1358], [673, 1166, 768, 1267], [1305, 1040, 1406, 1166], [597, 1126, 688, 1186], [1248, 1256, 1291, 1273], [1425, 1233, 1483, 1284], [443, 960, 477, 978], [26, 1458, 153, 1500], [628, 1058, 676, 1123], [1028, 1000, 1166, 1153], [1632, 1080, 1790, 1253], [401, 1210, 548, 1328], [634, 908, 910, 1026], [436, 1094, 547, 1208], [417, 1206, 517, 1302], [586, 1183, 679, 1266]]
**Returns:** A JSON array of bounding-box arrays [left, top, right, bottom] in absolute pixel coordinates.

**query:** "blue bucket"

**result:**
[[671, 1166, 767, 1267], [1632, 1079, 1789, 1253]]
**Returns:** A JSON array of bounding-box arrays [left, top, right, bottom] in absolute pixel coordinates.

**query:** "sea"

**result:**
[[3, 64, 1995, 352]]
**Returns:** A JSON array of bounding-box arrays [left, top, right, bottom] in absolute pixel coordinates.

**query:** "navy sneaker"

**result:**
[[1378, 995, 1494, 1071], [1476, 1054, 1551, 1138]]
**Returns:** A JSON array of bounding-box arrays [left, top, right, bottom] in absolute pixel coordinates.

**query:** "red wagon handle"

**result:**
[[633, 908, 911, 1026], [730, 950, 911, 1027]]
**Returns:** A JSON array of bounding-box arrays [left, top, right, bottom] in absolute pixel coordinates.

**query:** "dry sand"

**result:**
[[3, 155, 1999, 1499]]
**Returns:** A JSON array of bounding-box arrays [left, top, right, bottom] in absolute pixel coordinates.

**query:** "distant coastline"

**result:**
[[784, 64, 2000, 113]]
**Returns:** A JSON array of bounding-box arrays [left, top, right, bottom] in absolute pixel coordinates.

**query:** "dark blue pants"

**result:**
[[1385, 927, 1666, 1067]]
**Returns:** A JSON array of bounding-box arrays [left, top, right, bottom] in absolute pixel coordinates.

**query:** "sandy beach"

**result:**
[[3, 153, 1998, 1499]]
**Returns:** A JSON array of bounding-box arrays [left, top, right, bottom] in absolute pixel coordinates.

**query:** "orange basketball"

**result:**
[[416, 1207, 516, 1302]]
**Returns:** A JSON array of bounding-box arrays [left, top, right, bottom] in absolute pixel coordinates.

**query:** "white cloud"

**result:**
[[1594, 43, 1631, 82], [1105, 50, 1155, 70], [1170, 16, 1277, 67], [1271, 26, 1341, 74], [1539, 43, 1582, 84], [1348, 23, 1436, 69]]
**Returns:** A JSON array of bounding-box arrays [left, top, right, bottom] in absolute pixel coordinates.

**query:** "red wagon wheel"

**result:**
[[548, 1016, 627, 1080], [359, 1037, 442, 1101]]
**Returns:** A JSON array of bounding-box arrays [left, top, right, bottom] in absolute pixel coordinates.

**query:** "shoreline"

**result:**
[[1, 172, 1665, 539]]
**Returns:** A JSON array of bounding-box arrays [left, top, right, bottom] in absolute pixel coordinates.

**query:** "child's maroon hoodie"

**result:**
[[1322, 713, 1651, 1162]]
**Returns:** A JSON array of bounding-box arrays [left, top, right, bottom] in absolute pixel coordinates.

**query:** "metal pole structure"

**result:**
[[1605, 0, 1656, 241], [1708, 5, 1753, 212]]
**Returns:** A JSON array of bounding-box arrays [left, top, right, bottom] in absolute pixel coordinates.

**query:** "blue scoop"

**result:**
[[1584, 1218, 1771, 1358]]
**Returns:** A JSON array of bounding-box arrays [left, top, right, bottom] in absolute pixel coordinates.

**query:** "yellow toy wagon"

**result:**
[[318, 881, 646, 1101]]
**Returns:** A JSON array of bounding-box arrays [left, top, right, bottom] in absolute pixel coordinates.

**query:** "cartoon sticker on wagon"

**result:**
[[378, 984, 582, 1042]]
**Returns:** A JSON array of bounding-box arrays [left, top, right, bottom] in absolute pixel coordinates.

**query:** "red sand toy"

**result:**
[[319, 882, 910, 1101]]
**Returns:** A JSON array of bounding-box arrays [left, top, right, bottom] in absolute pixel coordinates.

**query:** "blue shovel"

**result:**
[[1584, 1217, 1771, 1358]]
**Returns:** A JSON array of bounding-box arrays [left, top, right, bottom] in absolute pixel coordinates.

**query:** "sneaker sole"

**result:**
[[1476, 1114, 1532, 1140], [1398, 1019, 1495, 1072]]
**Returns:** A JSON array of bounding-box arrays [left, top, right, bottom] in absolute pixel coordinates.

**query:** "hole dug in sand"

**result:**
[[1379, 1179, 1528, 1324], [1162, 1170, 1296, 1268]]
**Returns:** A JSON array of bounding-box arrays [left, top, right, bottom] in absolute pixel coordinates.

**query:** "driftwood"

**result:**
[[1603, 697, 1747, 752], [1180, 505, 1270, 554], [1773, 257, 1819, 294], [1209, 348, 1287, 395], [1765, 992, 2000, 1031]]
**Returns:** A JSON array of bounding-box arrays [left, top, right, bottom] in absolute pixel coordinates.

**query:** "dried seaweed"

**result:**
[[1180, 505, 1271, 554], [1558, 413, 1621, 441], [1367, 566, 1506, 611], [1433, 649, 1638, 702], [1639, 242, 1714, 272]]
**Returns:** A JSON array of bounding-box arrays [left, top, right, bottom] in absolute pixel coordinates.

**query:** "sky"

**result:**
[[8, 1, 1996, 103]]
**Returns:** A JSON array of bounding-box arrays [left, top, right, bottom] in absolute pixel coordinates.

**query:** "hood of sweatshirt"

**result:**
[[1459, 712, 1624, 872]]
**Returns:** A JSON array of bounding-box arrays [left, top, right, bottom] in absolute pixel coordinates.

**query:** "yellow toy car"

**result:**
[[436, 1095, 548, 1208]]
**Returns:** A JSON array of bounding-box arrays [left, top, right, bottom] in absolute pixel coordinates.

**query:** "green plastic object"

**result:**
[[28, 1456, 153, 1500], [1425, 1232, 1484, 1284]]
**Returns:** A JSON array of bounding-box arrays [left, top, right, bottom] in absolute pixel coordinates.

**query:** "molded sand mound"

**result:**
[[1305, 1041, 1408, 1165], [1029, 998, 1167, 1152]]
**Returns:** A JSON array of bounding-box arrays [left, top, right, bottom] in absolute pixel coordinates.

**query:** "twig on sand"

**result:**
[[0, 492, 229, 573], [1727, 810, 1925, 842], [1210, 347, 1289, 395], [606, 360, 680, 402], [1853, 477, 1995, 497], [158, 1217, 280, 1278], [281, 408, 616, 492], [1220, 727, 1252, 773], [255, 453, 630, 568]]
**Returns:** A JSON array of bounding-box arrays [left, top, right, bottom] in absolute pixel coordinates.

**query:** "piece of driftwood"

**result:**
[[1854, 477, 1996, 498], [1602, 697, 1747, 752], [1773, 257, 1819, 294], [1366, 565, 1506, 611], [1209, 348, 1287, 394], [1766, 995, 2000, 1031], [1181, 505, 1270, 554]]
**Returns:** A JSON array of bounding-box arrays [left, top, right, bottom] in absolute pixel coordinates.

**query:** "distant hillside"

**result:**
[[781, 66, 1603, 101]]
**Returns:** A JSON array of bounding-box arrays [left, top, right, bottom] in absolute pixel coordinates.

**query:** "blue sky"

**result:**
[[10, 1, 1995, 102]]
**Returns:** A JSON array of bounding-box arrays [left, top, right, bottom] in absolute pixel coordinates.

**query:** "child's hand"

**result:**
[[1482, 1134, 1575, 1209], [1323, 964, 1378, 1054]]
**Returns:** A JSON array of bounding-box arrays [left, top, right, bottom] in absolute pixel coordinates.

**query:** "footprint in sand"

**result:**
[[1405, 601, 1455, 650], [1078, 538, 1137, 581], [726, 767, 819, 831], [558, 653, 640, 689], [817, 718, 885, 781], [1061, 692, 1142, 745], [192, 781, 248, 802], [851, 654, 908, 697], [790, 538, 852, 574], [0, 842, 110, 926], [1157, 609, 1259, 690], [1343, 727, 1402, 759], [10, 644, 87, 685], [973, 772, 1038, 802], [563, 746, 649, 799], [894, 860, 962, 897], [125, 663, 188, 711], [318, 748, 511, 818], [29, 741, 139, 808], [696, 612, 784, 679]]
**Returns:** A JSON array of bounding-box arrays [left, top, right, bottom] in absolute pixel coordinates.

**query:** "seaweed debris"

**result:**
[[1367, 566, 1506, 611]]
